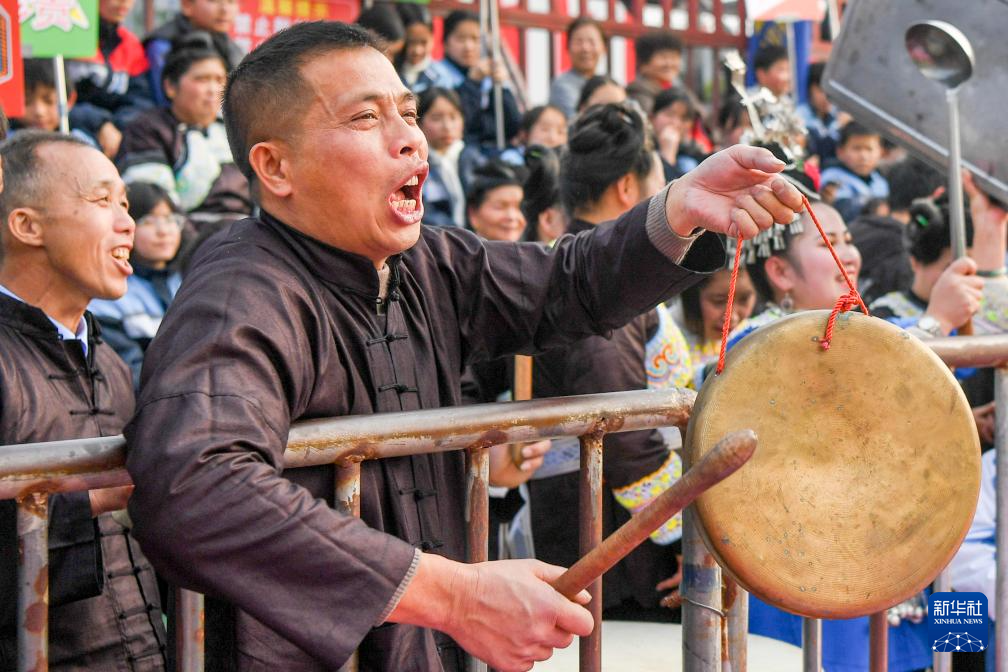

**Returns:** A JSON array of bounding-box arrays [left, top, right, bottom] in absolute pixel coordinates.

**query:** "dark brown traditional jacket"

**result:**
[[529, 218, 676, 615], [0, 295, 166, 671], [125, 193, 722, 671]]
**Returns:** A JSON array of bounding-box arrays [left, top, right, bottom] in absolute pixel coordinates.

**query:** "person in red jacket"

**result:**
[[67, 0, 154, 158]]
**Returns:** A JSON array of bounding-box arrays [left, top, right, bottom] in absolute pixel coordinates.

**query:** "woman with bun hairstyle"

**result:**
[[525, 103, 695, 621], [520, 144, 566, 244]]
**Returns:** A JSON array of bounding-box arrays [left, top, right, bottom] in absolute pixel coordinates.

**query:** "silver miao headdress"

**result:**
[[722, 50, 812, 263]]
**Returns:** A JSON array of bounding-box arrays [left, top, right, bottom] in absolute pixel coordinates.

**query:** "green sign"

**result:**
[[19, 0, 98, 58]]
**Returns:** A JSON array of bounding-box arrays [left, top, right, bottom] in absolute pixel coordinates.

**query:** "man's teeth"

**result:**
[[111, 247, 130, 260], [392, 199, 417, 212], [405, 175, 419, 187]]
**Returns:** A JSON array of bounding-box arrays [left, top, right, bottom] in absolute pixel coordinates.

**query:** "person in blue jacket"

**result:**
[[90, 182, 183, 388]]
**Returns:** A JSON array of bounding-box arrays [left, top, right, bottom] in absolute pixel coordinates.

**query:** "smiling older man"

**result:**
[[124, 21, 803, 672]]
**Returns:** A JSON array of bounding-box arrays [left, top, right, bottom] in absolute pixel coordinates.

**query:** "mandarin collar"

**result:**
[[258, 210, 402, 298]]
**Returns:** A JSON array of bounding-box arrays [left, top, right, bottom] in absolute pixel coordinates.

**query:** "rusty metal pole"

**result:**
[[17, 492, 48, 672], [175, 589, 205, 672], [933, 569, 952, 672], [336, 463, 362, 518], [683, 505, 722, 672], [725, 588, 748, 672], [802, 618, 821, 672], [466, 447, 490, 672], [868, 612, 887, 672], [337, 464, 361, 672], [578, 431, 604, 672], [996, 366, 1008, 672]]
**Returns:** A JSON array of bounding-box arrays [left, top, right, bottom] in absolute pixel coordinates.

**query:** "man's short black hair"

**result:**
[[838, 120, 880, 147], [223, 21, 379, 181], [634, 31, 683, 69], [23, 58, 73, 99], [0, 131, 92, 259], [753, 45, 788, 72], [443, 10, 478, 43], [566, 16, 604, 44]]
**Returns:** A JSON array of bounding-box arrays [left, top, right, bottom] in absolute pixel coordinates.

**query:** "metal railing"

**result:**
[[5, 334, 1008, 672]]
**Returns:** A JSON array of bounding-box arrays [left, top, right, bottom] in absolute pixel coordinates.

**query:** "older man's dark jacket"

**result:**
[[125, 193, 722, 671], [0, 296, 166, 671]]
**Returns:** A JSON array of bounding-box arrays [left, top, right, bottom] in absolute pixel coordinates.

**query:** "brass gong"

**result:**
[[685, 311, 981, 619]]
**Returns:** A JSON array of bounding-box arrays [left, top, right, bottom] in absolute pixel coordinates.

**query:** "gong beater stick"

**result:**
[[550, 430, 757, 599]]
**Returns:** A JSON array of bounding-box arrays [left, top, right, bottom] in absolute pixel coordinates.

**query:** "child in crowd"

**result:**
[[144, 0, 243, 106], [796, 62, 847, 163], [626, 30, 683, 115], [68, 0, 153, 143], [89, 183, 185, 388], [432, 10, 522, 148], [395, 4, 436, 92], [13, 59, 117, 155], [499, 104, 567, 165], [651, 87, 706, 180], [576, 75, 627, 115], [751, 45, 792, 99], [548, 17, 606, 118], [819, 121, 890, 222], [118, 44, 252, 229], [418, 87, 486, 228]]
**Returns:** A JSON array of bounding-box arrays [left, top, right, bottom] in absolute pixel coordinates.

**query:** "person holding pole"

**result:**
[[123, 21, 805, 671]]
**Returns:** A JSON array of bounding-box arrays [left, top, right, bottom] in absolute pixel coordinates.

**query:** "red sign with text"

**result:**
[[232, 0, 358, 53], [0, 0, 23, 118]]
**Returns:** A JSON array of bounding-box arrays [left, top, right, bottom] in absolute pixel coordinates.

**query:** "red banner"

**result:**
[[232, 0, 358, 53], [0, 0, 23, 118]]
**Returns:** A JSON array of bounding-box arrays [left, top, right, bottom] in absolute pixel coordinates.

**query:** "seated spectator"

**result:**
[[626, 30, 683, 115], [0, 130, 166, 669], [549, 17, 606, 118], [396, 4, 437, 92], [576, 75, 627, 116], [13, 59, 118, 156], [355, 2, 405, 62], [521, 145, 566, 244], [466, 160, 528, 242], [819, 121, 890, 222], [652, 87, 706, 180], [714, 94, 752, 149], [67, 0, 154, 142], [418, 86, 486, 228], [89, 183, 184, 388], [118, 44, 252, 230], [144, 0, 243, 106], [431, 10, 522, 148], [499, 104, 567, 165], [797, 62, 846, 163]]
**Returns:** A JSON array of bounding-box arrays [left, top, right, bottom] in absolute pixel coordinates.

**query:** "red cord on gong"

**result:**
[[715, 195, 869, 375]]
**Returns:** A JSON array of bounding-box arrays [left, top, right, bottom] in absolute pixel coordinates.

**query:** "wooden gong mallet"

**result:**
[[550, 430, 757, 599]]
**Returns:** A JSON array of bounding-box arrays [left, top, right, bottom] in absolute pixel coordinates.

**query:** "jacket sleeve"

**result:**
[[426, 191, 723, 365], [124, 259, 418, 667]]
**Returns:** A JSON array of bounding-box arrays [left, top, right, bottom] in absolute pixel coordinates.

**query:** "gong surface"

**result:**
[[685, 311, 980, 619]]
